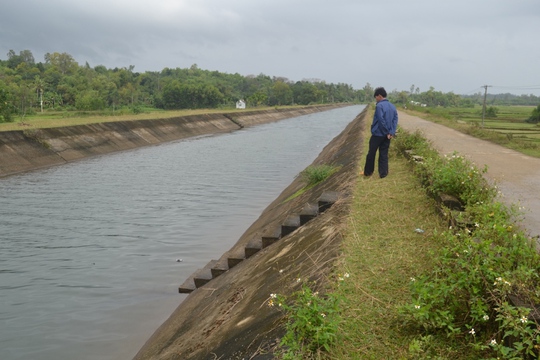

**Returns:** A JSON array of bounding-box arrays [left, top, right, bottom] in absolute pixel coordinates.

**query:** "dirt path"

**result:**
[[398, 111, 540, 242]]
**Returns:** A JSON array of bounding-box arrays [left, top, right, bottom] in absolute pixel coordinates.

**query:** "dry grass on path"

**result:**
[[327, 137, 451, 359]]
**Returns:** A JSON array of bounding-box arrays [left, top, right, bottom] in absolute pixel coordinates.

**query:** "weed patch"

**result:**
[[395, 129, 540, 359], [269, 279, 345, 359], [284, 164, 341, 203], [300, 165, 341, 187], [316, 126, 540, 359]]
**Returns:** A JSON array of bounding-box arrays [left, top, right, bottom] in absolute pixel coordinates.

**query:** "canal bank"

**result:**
[[0, 104, 346, 178], [1, 105, 365, 360], [134, 106, 368, 359]]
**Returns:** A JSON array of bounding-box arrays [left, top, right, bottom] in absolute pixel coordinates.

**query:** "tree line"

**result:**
[[1, 49, 539, 123], [391, 85, 540, 109], [0, 50, 364, 123]]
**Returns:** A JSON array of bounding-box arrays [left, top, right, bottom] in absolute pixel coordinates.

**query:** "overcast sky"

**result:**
[[1, 0, 539, 96]]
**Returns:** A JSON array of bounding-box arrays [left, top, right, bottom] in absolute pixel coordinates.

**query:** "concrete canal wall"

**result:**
[[134, 106, 368, 359], [0, 104, 346, 178]]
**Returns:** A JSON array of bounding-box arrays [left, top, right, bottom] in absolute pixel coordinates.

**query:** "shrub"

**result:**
[[486, 106, 499, 118], [394, 128, 438, 159], [0, 86, 16, 123], [526, 104, 540, 124], [268, 278, 346, 359], [397, 128, 540, 359], [300, 164, 340, 187], [417, 152, 496, 206]]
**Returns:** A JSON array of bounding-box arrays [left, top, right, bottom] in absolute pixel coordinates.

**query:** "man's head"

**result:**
[[374, 87, 387, 102]]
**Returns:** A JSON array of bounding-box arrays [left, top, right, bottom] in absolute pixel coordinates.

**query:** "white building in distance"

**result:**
[[236, 100, 246, 109]]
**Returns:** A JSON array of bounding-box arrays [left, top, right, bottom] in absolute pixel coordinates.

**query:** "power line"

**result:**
[[491, 85, 540, 91], [464, 87, 484, 95]]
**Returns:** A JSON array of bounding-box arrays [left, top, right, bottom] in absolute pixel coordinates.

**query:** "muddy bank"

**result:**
[[0, 104, 346, 178], [134, 107, 368, 359]]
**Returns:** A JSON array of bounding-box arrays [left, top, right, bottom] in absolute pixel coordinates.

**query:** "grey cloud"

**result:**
[[1, 0, 539, 94]]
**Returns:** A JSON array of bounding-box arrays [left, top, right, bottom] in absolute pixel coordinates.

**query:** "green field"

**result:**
[[405, 105, 540, 157]]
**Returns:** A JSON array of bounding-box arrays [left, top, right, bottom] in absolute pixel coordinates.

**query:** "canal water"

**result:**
[[0, 105, 364, 360]]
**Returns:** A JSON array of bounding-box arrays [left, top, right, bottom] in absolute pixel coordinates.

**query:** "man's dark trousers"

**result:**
[[364, 135, 391, 178]]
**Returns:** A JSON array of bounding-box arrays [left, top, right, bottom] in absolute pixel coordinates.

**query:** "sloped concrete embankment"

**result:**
[[0, 104, 345, 178], [134, 107, 368, 359]]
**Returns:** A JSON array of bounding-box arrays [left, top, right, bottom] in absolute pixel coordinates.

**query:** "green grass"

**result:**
[[403, 105, 540, 157], [284, 165, 342, 203], [317, 121, 540, 359], [300, 165, 341, 186], [325, 129, 450, 359]]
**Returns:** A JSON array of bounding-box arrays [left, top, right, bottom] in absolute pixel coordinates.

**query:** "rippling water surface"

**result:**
[[0, 105, 364, 359]]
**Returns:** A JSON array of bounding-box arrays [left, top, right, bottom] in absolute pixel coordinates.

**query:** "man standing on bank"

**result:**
[[362, 87, 398, 178]]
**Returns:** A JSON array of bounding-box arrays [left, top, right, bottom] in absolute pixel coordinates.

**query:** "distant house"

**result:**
[[236, 100, 246, 109]]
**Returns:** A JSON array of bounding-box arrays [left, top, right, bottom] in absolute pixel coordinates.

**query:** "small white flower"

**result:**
[[520, 316, 528, 324], [296, 278, 301, 283], [279, 269, 284, 274], [483, 315, 489, 321], [270, 293, 277, 299], [344, 273, 350, 278], [475, 222, 480, 227], [321, 313, 326, 318], [414, 305, 421, 309], [268, 300, 274, 307], [469, 328, 476, 335], [490, 339, 497, 346], [410, 277, 416, 282]]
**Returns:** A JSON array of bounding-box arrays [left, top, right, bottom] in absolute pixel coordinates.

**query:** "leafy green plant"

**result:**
[[394, 128, 438, 159], [300, 164, 340, 187], [269, 278, 345, 359], [416, 152, 497, 206], [486, 106, 499, 118], [395, 130, 496, 205], [526, 104, 540, 124], [0, 86, 16, 123], [283, 164, 341, 203], [396, 128, 540, 359], [131, 105, 143, 114]]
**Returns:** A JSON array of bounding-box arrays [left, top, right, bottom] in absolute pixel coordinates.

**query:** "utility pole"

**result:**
[[481, 85, 492, 128]]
